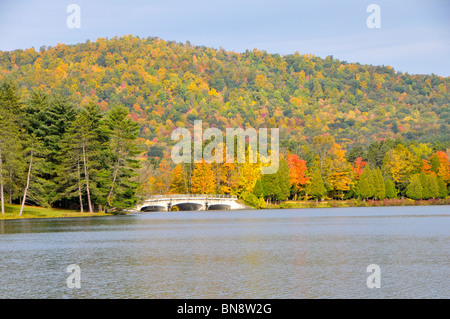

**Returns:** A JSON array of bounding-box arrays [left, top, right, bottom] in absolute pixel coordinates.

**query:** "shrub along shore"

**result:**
[[1, 198, 448, 220], [276, 197, 450, 209]]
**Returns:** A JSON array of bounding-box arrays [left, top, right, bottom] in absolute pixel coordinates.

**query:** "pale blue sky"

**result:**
[[0, 0, 449, 76]]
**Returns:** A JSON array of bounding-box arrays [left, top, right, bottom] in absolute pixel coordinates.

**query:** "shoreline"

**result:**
[[1, 198, 449, 220], [0, 204, 115, 220], [274, 197, 450, 210]]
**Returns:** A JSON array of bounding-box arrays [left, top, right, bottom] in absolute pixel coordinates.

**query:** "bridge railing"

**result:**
[[145, 194, 237, 200]]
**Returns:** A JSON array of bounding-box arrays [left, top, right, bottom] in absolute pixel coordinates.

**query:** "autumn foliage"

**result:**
[[138, 138, 449, 204], [0, 35, 448, 209]]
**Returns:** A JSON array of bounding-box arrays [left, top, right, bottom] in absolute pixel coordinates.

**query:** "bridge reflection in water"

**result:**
[[137, 194, 247, 212]]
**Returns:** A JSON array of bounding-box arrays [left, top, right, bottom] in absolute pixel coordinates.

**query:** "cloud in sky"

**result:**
[[0, 0, 448, 76]]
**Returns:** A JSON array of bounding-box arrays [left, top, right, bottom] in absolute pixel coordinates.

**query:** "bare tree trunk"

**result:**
[[77, 158, 83, 213], [9, 170, 13, 204], [0, 149, 4, 215], [19, 150, 33, 217], [82, 144, 93, 213], [107, 158, 120, 206]]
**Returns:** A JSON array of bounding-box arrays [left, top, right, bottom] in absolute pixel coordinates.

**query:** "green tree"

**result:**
[[418, 172, 430, 199], [384, 178, 397, 199], [275, 156, 291, 201], [429, 154, 441, 174], [373, 168, 386, 200], [357, 166, 375, 200], [306, 169, 327, 204], [367, 139, 396, 168], [24, 90, 50, 139], [44, 95, 78, 164], [253, 178, 266, 199], [59, 102, 106, 213], [19, 134, 48, 216], [242, 191, 265, 208], [24, 92, 78, 206], [259, 156, 291, 203], [0, 79, 23, 214], [426, 174, 439, 199], [1, 130, 24, 206], [312, 135, 335, 178], [346, 144, 365, 163], [101, 104, 141, 210], [56, 135, 86, 212], [437, 177, 447, 198], [406, 174, 423, 200]]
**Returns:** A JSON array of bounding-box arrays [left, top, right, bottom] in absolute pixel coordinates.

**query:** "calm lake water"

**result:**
[[0, 206, 448, 299]]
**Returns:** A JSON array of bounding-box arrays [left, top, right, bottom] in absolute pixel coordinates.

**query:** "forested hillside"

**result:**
[[0, 35, 448, 156]]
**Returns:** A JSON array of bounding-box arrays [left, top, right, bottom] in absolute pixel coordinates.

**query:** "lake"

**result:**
[[0, 205, 448, 299]]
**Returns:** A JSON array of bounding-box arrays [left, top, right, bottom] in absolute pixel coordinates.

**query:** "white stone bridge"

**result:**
[[136, 194, 248, 212]]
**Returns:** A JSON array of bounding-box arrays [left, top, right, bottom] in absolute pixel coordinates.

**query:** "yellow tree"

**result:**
[[191, 159, 216, 194], [382, 144, 417, 185], [232, 148, 261, 197], [153, 160, 174, 194], [217, 162, 238, 194], [328, 143, 352, 199], [212, 143, 238, 194], [312, 134, 335, 178], [137, 160, 173, 196], [170, 164, 189, 194]]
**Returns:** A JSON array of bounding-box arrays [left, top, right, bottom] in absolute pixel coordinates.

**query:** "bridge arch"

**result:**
[[207, 204, 231, 210], [140, 205, 166, 212], [171, 202, 203, 211], [136, 194, 244, 212]]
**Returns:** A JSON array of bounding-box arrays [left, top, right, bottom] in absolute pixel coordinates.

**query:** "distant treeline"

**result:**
[[0, 35, 448, 158], [139, 134, 449, 208]]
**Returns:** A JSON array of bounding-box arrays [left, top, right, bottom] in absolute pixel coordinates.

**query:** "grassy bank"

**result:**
[[269, 197, 450, 209], [0, 204, 114, 220]]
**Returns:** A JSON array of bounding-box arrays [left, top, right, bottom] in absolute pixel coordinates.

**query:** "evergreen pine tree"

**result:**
[[58, 102, 106, 212], [419, 172, 430, 199], [0, 80, 23, 214], [259, 156, 291, 203], [426, 174, 439, 199], [260, 171, 280, 204], [373, 168, 386, 200], [253, 179, 266, 199], [384, 178, 397, 199], [101, 104, 141, 210], [429, 154, 440, 175], [406, 174, 423, 200], [437, 177, 447, 198], [19, 134, 48, 216], [358, 166, 375, 200], [306, 169, 327, 204], [275, 156, 291, 201], [23, 91, 79, 207]]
